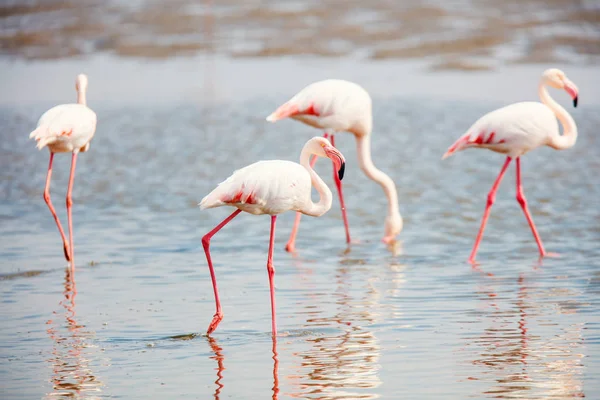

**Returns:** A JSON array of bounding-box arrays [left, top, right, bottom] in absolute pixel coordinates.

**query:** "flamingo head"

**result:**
[[382, 212, 403, 244], [309, 136, 346, 180], [75, 74, 88, 93], [542, 68, 578, 107]]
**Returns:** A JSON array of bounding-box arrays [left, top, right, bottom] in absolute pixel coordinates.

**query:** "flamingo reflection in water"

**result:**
[[45, 269, 103, 398], [207, 336, 280, 400], [466, 271, 585, 398]]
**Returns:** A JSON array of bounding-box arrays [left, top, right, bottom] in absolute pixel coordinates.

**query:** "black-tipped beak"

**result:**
[[338, 162, 345, 181], [573, 96, 578, 108]]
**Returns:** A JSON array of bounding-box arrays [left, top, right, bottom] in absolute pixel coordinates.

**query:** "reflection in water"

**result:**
[[207, 336, 280, 400], [208, 336, 225, 399], [45, 269, 103, 398], [288, 258, 389, 399], [272, 338, 280, 400], [468, 272, 585, 398]]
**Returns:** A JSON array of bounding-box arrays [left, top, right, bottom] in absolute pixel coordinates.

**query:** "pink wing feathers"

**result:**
[[443, 128, 506, 159]]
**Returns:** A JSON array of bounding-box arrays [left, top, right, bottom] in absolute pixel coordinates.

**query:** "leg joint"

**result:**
[[516, 190, 527, 207], [201, 235, 210, 250], [486, 193, 495, 207]]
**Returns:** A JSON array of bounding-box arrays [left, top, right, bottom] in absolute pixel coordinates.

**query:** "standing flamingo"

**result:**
[[29, 74, 97, 267], [199, 136, 346, 336], [266, 79, 402, 252], [443, 68, 579, 263]]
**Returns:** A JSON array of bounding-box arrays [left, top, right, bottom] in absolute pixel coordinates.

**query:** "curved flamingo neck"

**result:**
[[356, 135, 400, 220], [539, 82, 577, 150], [299, 146, 332, 217]]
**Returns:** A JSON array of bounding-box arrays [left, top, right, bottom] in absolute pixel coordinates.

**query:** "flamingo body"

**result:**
[[200, 160, 314, 216], [444, 102, 559, 159], [31, 104, 97, 152], [270, 79, 372, 136]]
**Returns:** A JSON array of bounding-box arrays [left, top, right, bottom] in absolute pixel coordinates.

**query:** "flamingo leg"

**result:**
[[515, 158, 546, 257], [66, 152, 78, 270], [469, 156, 512, 264], [329, 134, 351, 244], [267, 215, 277, 336], [43, 152, 71, 262], [202, 208, 242, 335], [285, 132, 329, 252]]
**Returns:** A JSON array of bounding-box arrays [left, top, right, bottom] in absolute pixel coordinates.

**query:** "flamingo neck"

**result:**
[[299, 147, 332, 217], [77, 90, 86, 106], [356, 135, 400, 216], [539, 83, 577, 150]]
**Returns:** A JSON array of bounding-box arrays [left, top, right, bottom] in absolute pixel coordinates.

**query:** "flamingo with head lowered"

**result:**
[[266, 79, 402, 252], [443, 68, 579, 264], [199, 136, 346, 336], [29, 74, 97, 268]]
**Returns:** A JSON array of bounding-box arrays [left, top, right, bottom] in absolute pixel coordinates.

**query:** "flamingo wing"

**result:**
[[443, 102, 558, 159], [266, 79, 371, 133], [199, 160, 311, 214], [30, 104, 97, 150]]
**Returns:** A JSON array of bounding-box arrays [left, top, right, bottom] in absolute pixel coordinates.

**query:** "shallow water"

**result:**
[[1, 1, 600, 397], [1, 67, 599, 398]]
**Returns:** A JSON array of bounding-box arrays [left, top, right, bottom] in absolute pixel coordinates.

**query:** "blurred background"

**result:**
[[2, 0, 599, 66], [1, 1, 599, 400]]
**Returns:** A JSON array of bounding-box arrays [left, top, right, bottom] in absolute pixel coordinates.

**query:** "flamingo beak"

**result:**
[[564, 79, 578, 108], [324, 145, 346, 180]]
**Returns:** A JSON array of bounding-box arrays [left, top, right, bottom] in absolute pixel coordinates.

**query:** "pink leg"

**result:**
[[329, 134, 351, 244], [469, 156, 512, 264], [66, 152, 78, 270], [43, 152, 71, 262], [202, 208, 242, 334], [285, 132, 329, 252], [516, 158, 546, 257], [267, 215, 277, 336]]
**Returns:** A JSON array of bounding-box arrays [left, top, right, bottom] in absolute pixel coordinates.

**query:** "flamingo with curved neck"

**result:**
[[199, 136, 346, 336], [443, 68, 579, 264], [267, 79, 402, 251]]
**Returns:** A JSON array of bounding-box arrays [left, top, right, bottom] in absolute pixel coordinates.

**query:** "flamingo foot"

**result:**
[[63, 243, 71, 262], [207, 312, 223, 335], [544, 251, 560, 258]]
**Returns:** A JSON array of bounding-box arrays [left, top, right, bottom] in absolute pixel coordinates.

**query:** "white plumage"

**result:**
[[30, 103, 97, 152]]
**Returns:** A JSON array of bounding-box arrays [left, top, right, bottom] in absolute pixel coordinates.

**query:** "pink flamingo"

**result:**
[[199, 136, 346, 336], [266, 79, 402, 252], [443, 68, 579, 264], [29, 74, 97, 267]]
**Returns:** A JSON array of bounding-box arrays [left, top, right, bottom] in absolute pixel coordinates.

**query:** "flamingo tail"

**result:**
[[29, 125, 58, 150], [442, 134, 470, 160], [266, 102, 300, 122]]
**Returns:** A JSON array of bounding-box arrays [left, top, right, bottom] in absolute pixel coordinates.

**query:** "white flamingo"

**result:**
[[443, 68, 579, 264], [199, 136, 346, 336], [266, 79, 402, 252], [29, 74, 97, 268]]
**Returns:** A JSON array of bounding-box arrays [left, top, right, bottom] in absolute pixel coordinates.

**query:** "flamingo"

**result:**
[[442, 68, 579, 263], [266, 79, 402, 252], [199, 136, 346, 336], [29, 74, 97, 267]]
